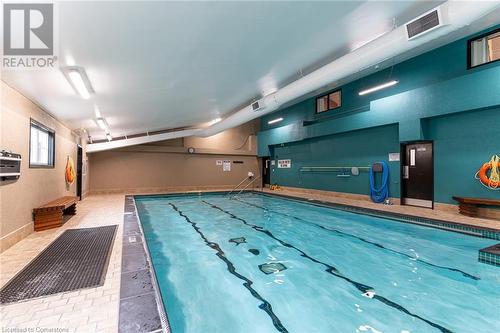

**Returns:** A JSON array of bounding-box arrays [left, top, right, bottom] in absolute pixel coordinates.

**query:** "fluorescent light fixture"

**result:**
[[62, 66, 94, 99], [358, 80, 398, 96], [210, 117, 222, 125], [94, 105, 102, 118], [68, 70, 90, 99], [106, 134, 113, 141], [268, 117, 283, 125], [95, 117, 108, 130]]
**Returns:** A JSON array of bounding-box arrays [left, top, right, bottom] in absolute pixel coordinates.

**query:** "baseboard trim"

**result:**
[[0, 222, 34, 253], [402, 197, 433, 208]]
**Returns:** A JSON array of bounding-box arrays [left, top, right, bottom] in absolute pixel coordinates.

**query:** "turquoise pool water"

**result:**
[[135, 193, 499, 333]]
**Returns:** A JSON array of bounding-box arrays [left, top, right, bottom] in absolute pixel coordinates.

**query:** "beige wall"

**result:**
[[0, 81, 81, 252], [184, 121, 258, 153], [89, 152, 260, 193], [89, 121, 261, 193]]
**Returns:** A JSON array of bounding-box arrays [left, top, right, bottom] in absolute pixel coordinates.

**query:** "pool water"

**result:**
[[135, 193, 499, 333]]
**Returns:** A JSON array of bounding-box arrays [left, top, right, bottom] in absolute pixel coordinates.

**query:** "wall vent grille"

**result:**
[[252, 101, 262, 111], [406, 9, 441, 40]]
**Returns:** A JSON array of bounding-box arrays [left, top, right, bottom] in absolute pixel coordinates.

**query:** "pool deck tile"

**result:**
[[0, 194, 124, 333], [119, 293, 162, 333], [120, 270, 154, 299], [478, 243, 500, 267]]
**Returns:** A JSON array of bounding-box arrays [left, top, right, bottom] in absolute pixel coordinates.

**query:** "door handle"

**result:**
[[403, 165, 409, 179]]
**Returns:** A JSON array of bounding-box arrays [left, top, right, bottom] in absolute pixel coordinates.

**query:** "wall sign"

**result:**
[[388, 152, 400, 162], [277, 159, 291, 168], [223, 160, 231, 172]]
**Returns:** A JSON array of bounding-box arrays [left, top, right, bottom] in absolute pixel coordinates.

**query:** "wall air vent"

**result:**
[[252, 101, 264, 111], [406, 8, 442, 40]]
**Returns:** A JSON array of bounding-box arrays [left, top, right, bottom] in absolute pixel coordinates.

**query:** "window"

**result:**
[[316, 95, 328, 113], [468, 28, 500, 68], [30, 119, 55, 168], [316, 89, 341, 114], [328, 90, 341, 109]]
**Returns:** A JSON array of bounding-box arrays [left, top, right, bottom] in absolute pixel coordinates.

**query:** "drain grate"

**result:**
[[0, 225, 117, 304]]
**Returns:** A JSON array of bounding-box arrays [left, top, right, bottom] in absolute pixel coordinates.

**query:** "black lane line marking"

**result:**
[[167, 203, 289, 333], [203, 200, 453, 333], [237, 198, 480, 281]]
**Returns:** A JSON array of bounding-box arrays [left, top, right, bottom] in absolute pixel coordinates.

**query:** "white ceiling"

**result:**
[[1, 0, 465, 140]]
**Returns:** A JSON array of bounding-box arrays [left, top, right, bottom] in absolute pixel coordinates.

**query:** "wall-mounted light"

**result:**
[[358, 80, 398, 96], [268, 117, 283, 125], [61, 66, 94, 99]]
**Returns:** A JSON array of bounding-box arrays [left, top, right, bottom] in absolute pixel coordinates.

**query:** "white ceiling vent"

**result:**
[[406, 8, 443, 40], [251, 100, 264, 111]]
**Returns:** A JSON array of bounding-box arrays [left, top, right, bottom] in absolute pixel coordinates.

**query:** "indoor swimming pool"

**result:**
[[135, 193, 499, 333]]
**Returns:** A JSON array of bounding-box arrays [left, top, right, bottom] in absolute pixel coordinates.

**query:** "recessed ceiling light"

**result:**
[[62, 66, 94, 99], [268, 117, 284, 124], [358, 80, 398, 96]]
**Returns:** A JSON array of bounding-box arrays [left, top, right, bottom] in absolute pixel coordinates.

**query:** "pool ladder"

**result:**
[[228, 172, 261, 198]]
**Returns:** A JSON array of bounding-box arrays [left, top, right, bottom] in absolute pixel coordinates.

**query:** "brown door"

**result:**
[[401, 141, 434, 208], [262, 157, 271, 187], [76, 145, 83, 200]]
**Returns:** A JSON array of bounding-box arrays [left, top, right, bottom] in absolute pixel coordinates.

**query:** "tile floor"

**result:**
[[0, 194, 124, 333]]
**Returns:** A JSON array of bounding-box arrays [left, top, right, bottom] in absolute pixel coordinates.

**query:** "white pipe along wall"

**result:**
[[86, 0, 500, 153]]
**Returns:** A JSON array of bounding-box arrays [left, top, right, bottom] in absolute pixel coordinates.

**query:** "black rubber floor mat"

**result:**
[[0, 225, 117, 304]]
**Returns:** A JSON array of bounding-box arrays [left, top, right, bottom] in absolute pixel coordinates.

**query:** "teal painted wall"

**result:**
[[257, 25, 500, 204], [424, 108, 500, 203], [271, 124, 401, 197]]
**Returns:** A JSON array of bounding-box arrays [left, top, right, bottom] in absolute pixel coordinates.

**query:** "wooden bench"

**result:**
[[452, 196, 500, 218], [33, 196, 79, 231]]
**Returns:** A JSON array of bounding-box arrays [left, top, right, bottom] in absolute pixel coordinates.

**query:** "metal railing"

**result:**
[[299, 166, 370, 172], [235, 175, 261, 196], [227, 176, 251, 196]]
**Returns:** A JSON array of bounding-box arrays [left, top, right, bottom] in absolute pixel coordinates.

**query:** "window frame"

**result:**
[[315, 89, 342, 114], [29, 118, 56, 169], [467, 27, 500, 69]]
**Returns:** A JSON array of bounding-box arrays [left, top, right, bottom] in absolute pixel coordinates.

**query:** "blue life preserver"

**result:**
[[369, 162, 389, 203]]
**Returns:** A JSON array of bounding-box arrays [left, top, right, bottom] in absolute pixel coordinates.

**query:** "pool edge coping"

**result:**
[[119, 196, 171, 333]]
